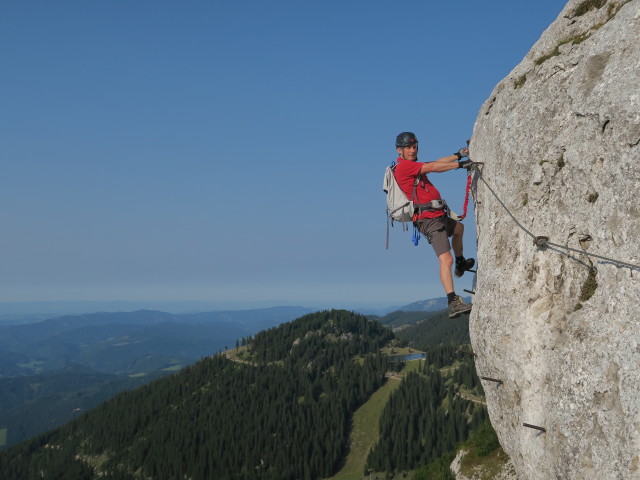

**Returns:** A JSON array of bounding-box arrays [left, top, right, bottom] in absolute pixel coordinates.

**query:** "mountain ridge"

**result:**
[[0, 310, 394, 479]]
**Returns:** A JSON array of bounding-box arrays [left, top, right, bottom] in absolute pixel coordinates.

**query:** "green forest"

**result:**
[[366, 358, 486, 475], [362, 310, 488, 478], [0, 309, 494, 480]]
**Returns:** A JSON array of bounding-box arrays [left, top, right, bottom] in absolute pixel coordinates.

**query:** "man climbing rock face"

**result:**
[[393, 132, 474, 318]]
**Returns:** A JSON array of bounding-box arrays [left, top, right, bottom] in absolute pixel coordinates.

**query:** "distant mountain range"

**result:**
[[0, 306, 314, 448], [0, 298, 456, 448], [0, 296, 459, 324], [398, 296, 470, 312], [0, 306, 315, 377], [399, 297, 451, 312]]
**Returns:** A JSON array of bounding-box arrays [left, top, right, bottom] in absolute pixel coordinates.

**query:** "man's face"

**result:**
[[397, 144, 418, 161]]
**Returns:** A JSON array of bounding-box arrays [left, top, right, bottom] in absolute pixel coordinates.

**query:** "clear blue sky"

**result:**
[[1, 1, 564, 310]]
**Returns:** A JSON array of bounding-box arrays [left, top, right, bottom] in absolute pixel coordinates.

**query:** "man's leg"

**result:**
[[418, 218, 471, 317], [440, 220, 472, 318], [425, 219, 461, 293], [439, 249, 471, 318], [452, 221, 475, 278], [451, 222, 464, 257], [438, 251, 454, 294]]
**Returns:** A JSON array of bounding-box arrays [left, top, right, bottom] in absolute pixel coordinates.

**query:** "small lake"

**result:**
[[389, 353, 426, 362]]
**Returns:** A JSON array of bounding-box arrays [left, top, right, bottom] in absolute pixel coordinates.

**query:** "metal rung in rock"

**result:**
[[458, 349, 476, 357], [480, 376, 503, 385], [523, 423, 546, 433], [463, 289, 476, 295]]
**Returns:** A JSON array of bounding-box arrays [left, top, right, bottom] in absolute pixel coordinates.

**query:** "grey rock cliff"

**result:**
[[469, 1, 640, 479]]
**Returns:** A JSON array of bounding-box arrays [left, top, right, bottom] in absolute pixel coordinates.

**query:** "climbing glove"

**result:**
[[453, 148, 469, 160], [457, 160, 473, 169]]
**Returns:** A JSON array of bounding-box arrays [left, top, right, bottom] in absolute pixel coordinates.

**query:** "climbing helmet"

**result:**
[[396, 132, 418, 148]]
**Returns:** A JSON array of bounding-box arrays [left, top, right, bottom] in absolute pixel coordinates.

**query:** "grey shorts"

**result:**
[[416, 215, 457, 257]]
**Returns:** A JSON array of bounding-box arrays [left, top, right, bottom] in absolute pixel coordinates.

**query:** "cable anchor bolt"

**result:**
[[534, 236, 549, 247]]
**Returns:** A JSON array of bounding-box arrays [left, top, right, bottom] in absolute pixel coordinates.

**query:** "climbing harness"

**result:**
[[411, 198, 450, 247]]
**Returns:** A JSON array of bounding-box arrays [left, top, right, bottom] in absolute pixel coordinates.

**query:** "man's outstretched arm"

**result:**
[[419, 147, 469, 173]]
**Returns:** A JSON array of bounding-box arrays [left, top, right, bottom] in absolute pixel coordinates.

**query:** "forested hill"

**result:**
[[0, 310, 394, 480]]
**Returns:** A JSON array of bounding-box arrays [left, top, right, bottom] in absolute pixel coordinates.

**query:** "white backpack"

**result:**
[[383, 164, 417, 249], [383, 164, 414, 223]]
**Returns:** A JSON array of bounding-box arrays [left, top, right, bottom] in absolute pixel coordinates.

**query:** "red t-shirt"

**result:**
[[393, 157, 445, 219]]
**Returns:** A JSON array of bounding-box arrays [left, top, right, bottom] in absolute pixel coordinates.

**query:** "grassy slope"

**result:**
[[458, 446, 513, 480], [328, 360, 425, 480]]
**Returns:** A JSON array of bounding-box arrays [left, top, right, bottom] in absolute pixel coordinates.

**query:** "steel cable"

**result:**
[[475, 169, 640, 271]]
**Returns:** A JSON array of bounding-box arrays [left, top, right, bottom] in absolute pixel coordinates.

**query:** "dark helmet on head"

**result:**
[[396, 132, 418, 148]]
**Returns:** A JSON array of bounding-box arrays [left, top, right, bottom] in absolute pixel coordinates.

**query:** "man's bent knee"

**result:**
[[439, 252, 453, 268]]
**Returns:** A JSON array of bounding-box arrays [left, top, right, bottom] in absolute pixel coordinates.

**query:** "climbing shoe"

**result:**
[[454, 257, 475, 278], [448, 296, 472, 319]]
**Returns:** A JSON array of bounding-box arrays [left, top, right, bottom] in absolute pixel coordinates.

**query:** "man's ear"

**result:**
[[396, 147, 403, 158]]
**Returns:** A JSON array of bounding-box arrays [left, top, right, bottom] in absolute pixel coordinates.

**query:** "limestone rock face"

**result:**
[[470, 1, 640, 479]]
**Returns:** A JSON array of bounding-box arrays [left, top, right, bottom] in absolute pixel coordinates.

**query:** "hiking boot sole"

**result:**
[[449, 305, 472, 319]]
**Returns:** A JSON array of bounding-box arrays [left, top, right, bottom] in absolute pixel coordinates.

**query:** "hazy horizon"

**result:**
[[0, 298, 413, 318]]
